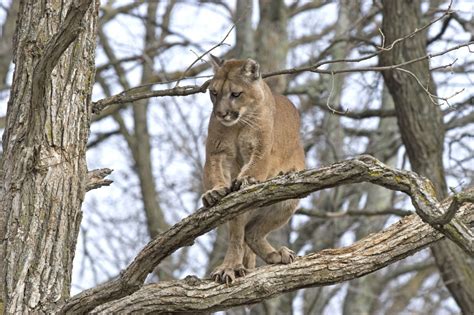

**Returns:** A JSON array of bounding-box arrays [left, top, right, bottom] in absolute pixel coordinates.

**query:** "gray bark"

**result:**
[[0, 0, 98, 313]]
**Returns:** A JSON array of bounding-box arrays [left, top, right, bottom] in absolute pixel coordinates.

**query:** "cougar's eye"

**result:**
[[231, 92, 242, 98], [210, 90, 217, 96]]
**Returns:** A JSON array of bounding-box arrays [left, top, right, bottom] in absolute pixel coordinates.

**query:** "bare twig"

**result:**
[[395, 67, 465, 106], [326, 72, 348, 114], [90, 41, 473, 114], [378, 0, 453, 51], [174, 25, 234, 87], [296, 208, 413, 218], [263, 41, 474, 78]]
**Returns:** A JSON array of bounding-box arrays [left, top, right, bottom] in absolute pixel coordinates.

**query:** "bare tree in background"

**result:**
[[0, 0, 473, 314]]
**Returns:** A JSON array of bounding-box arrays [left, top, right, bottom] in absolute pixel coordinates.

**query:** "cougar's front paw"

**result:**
[[265, 246, 296, 264], [231, 176, 258, 191], [201, 186, 231, 207], [211, 263, 248, 284]]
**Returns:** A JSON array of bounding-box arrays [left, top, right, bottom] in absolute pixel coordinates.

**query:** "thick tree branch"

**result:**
[[62, 155, 474, 313], [92, 196, 473, 313]]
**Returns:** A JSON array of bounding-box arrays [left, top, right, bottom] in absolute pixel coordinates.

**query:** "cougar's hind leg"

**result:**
[[242, 244, 256, 269], [211, 213, 250, 284], [244, 199, 298, 264]]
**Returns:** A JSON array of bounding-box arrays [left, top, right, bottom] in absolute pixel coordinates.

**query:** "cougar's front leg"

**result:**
[[232, 132, 272, 191], [211, 213, 249, 284], [202, 152, 232, 207]]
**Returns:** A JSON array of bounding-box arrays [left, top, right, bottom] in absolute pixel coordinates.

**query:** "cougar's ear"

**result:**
[[209, 54, 224, 72], [241, 58, 260, 80]]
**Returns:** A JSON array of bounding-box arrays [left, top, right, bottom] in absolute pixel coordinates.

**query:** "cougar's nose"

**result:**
[[215, 110, 229, 118]]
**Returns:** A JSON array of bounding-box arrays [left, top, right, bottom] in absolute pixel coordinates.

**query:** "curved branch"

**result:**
[[93, 197, 473, 313], [62, 155, 474, 313]]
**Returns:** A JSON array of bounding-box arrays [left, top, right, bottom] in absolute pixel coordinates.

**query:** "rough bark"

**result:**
[[380, 0, 446, 196], [92, 190, 474, 313], [86, 168, 113, 191], [0, 0, 98, 313], [62, 155, 473, 313], [380, 0, 474, 312]]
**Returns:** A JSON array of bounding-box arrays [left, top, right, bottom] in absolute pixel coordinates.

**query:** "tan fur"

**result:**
[[202, 57, 305, 284]]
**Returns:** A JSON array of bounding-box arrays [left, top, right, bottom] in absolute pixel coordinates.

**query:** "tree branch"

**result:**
[[93, 194, 473, 313], [61, 155, 474, 313], [91, 81, 210, 114], [296, 207, 413, 218], [93, 201, 474, 314], [86, 168, 113, 191], [90, 40, 473, 114]]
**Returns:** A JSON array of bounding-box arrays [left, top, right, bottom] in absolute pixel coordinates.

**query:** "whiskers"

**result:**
[[238, 113, 261, 131]]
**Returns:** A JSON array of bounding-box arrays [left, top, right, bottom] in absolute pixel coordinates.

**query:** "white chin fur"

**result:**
[[219, 117, 240, 126]]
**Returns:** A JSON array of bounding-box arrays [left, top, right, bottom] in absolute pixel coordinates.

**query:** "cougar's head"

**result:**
[[208, 55, 264, 127]]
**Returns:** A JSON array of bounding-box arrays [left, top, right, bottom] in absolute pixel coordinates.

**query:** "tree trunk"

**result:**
[[380, 0, 474, 312], [256, 0, 288, 94], [234, 0, 255, 59], [0, 0, 98, 313], [132, 1, 170, 240]]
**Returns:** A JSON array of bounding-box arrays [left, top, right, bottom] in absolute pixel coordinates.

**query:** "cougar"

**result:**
[[202, 56, 305, 284]]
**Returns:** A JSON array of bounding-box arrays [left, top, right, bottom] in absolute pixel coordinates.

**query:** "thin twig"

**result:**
[[174, 25, 234, 87], [326, 72, 348, 114]]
